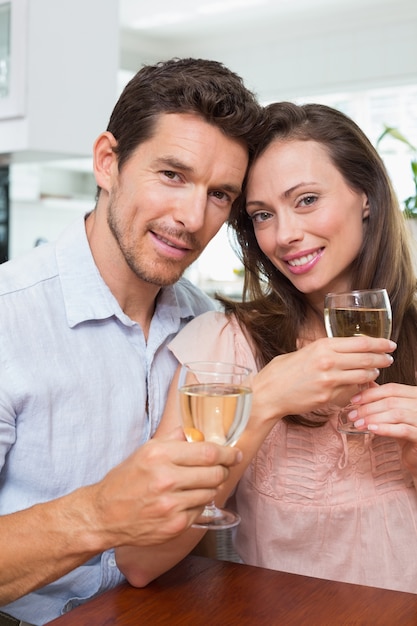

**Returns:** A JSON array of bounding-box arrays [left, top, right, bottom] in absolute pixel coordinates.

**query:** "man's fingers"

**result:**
[[149, 435, 242, 469], [159, 426, 187, 442]]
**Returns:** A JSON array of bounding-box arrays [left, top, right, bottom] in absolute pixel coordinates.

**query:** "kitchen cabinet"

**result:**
[[0, 0, 26, 122], [0, 0, 119, 164], [0, 165, 8, 262]]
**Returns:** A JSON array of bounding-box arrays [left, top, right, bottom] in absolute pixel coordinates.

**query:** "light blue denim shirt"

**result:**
[[0, 216, 215, 625]]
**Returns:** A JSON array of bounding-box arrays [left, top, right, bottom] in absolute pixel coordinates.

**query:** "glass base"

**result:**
[[191, 504, 241, 530], [338, 405, 372, 435], [337, 423, 372, 435]]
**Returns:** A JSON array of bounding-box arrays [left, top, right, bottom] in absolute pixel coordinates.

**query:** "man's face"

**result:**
[[98, 113, 249, 287]]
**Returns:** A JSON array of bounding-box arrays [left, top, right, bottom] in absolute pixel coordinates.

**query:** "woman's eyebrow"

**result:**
[[246, 200, 267, 209], [246, 181, 318, 208], [283, 181, 317, 197]]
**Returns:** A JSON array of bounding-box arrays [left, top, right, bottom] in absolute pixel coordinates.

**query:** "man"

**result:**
[[0, 58, 262, 624]]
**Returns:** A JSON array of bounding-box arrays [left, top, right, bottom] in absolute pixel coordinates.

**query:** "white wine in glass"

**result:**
[[178, 361, 252, 529], [324, 288, 392, 434]]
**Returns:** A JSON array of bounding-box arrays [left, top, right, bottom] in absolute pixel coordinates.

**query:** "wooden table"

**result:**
[[46, 555, 417, 625]]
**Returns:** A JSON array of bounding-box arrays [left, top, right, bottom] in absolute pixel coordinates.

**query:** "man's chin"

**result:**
[[138, 269, 186, 288]]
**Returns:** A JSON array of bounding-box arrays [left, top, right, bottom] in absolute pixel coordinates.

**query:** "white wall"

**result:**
[[5, 0, 119, 259], [9, 198, 90, 259], [7, 0, 417, 279], [121, 0, 417, 101]]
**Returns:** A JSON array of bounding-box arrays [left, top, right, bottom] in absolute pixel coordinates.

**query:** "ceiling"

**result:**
[[118, 0, 402, 39], [119, 0, 334, 34], [117, 0, 416, 80], [34, 0, 417, 178]]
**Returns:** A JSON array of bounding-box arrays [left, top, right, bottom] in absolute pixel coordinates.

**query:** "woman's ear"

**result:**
[[362, 196, 370, 220], [93, 131, 118, 192]]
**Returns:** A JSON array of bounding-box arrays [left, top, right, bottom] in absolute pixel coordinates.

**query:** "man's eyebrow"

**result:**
[[152, 156, 195, 173], [222, 183, 242, 196]]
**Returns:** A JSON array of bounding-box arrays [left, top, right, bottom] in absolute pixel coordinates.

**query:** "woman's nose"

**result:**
[[275, 212, 304, 246]]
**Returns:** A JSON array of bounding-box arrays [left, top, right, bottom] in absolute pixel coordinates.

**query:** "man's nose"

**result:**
[[173, 189, 207, 232]]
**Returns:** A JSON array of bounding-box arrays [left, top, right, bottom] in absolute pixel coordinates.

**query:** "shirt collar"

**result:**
[[56, 215, 202, 331]]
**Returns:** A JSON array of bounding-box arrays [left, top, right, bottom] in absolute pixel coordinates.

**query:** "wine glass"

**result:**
[[324, 288, 392, 434], [178, 361, 252, 529]]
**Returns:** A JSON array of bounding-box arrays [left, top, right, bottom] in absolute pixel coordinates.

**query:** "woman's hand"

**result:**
[[347, 382, 417, 476], [251, 336, 396, 423]]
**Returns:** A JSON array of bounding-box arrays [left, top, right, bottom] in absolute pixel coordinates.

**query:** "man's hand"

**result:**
[[0, 428, 241, 604], [90, 427, 242, 548]]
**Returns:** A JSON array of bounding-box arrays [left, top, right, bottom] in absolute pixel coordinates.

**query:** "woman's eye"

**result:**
[[299, 195, 317, 206], [250, 211, 272, 224]]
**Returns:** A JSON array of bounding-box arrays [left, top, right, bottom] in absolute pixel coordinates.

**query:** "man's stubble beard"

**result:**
[[106, 197, 199, 288]]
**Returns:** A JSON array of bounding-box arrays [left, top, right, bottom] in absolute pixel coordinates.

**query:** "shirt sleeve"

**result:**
[[168, 310, 258, 374], [0, 334, 17, 469]]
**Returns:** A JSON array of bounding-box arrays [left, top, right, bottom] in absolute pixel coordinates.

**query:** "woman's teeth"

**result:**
[[288, 252, 317, 267]]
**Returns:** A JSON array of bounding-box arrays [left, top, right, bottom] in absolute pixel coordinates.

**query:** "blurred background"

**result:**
[[2, 0, 417, 296]]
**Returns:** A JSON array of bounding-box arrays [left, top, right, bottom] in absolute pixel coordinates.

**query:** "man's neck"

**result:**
[[85, 210, 161, 339]]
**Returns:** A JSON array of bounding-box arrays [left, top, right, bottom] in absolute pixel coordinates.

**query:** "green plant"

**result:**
[[376, 125, 417, 218]]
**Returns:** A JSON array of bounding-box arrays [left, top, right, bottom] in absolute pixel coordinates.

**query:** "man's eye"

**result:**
[[211, 190, 229, 201], [162, 170, 178, 180]]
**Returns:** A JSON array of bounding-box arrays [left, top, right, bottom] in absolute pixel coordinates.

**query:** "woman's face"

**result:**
[[245, 139, 369, 309]]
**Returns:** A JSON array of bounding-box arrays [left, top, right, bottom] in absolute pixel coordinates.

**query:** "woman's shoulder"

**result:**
[[170, 309, 241, 349], [175, 309, 231, 338], [169, 310, 258, 371]]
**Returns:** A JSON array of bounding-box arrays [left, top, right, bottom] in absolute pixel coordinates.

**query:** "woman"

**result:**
[[119, 103, 417, 593]]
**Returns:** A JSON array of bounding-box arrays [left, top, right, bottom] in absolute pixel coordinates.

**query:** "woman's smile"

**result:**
[[284, 247, 324, 273], [247, 139, 368, 296]]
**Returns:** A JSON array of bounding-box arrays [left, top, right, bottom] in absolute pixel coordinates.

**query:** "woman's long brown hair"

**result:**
[[219, 102, 417, 426]]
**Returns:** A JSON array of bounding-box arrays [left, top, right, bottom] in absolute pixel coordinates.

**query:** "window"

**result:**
[[296, 84, 417, 204]]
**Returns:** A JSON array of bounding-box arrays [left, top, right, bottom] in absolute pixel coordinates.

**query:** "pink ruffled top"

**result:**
[[169, 311, 417, 593]]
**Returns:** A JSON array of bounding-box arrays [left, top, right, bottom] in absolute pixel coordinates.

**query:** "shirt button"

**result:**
[[109, 556, 116, 567]]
